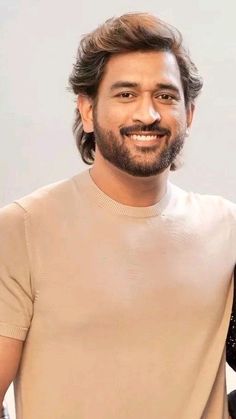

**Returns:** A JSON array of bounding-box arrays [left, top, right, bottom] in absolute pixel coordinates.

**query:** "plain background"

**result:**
[[1, 0, 235, 417]]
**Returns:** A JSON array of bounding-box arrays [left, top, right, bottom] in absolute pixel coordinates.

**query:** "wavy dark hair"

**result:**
[[68, 12, 203, 169]]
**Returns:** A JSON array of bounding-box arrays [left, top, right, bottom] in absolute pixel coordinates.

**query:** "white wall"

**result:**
[[1, 0, 236, 417]]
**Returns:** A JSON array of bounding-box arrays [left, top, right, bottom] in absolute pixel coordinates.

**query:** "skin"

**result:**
[[0, 336, 23, 414], [78, 50, 194, 207]]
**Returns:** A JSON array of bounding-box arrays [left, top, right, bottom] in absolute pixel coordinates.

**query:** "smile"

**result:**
[[126, 133, 166, 142]]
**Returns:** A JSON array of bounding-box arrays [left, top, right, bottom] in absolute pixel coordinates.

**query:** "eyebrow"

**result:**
[[110, 81, 180, 95]]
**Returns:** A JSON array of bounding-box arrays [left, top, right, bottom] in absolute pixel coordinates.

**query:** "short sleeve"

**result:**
[[0, 202, 33, 340]]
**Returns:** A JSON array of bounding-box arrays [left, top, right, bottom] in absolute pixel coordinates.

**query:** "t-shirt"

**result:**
[[0, 168, 235, 419]]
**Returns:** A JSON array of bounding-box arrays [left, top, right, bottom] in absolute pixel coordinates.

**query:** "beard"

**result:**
[[93, 115, 186, 177]]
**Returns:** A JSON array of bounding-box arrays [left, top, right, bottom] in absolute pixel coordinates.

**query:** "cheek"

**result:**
[[96, 105, 130, 129], [166, 107, 187, 132], [96, 96, 135, 125]]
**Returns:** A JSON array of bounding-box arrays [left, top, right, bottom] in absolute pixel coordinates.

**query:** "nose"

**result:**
[[132, 96, 161, 125]]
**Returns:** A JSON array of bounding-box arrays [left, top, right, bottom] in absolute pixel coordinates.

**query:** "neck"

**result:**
[[89, 157, 170, 207]]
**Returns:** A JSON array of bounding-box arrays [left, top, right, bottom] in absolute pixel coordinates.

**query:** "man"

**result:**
[[0, 12, 235, 419]]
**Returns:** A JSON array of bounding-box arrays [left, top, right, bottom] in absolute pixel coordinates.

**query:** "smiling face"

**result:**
[[79, 50, 194, 177]]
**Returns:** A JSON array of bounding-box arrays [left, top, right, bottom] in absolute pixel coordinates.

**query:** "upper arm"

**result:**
[[0, 203, 33, 340], [0, 335, 23, 406], [0, 203, 33, 404]]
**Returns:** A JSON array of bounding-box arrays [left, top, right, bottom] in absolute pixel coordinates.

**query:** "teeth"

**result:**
[[129, 134, 161, 141]]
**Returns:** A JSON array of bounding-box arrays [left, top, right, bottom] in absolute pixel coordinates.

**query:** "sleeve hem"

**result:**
[[0, 322, 28, 341]]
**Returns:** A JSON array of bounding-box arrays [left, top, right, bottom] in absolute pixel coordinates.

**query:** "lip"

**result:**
[[125, 133, 166, 145], [126, 132, 166, 136]]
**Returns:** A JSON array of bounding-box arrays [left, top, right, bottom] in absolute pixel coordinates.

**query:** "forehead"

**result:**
[[99, 50, 183, 92]]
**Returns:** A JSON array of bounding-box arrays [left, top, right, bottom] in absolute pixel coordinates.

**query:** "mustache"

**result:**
[[120, 123, 170, 136]]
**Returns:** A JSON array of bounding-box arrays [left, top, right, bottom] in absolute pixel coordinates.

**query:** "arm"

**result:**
[[0, 204, 33, 417], [0, 202, 33, 415], [0, 336, 23, 417]]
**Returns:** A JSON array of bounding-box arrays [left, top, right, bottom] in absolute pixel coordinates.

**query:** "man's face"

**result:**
[[83, 50, 193, 177]]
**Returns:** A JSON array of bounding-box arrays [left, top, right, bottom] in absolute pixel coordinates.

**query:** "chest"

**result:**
[[32, 214, 234, 340]]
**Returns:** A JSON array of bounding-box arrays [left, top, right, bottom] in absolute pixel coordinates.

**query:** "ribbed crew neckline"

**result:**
[[73, 169, 173, 218]]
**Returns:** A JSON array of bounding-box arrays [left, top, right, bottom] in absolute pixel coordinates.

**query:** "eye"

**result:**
[[156, 93, 176, 103], [160, 94, 172, 100], [116, 92, 135, 99]]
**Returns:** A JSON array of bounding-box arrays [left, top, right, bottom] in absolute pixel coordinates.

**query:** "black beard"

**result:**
[[93, 118, 185, 177]]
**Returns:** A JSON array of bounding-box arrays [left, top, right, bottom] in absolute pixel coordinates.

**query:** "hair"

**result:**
[[68, 12, 203, 170]]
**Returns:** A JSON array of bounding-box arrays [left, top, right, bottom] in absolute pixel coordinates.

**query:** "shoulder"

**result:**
[[189, 189, 236, 223], [0, 171, 86, 229], [0, 201, 26, 242], [15, 176, 76, 213], [169, 182, 236, 229], [173, 182, 235, 212]]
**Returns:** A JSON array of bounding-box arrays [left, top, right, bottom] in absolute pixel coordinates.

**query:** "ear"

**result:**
[[186, 102, 195, 129], [77, 95, 94, 133]]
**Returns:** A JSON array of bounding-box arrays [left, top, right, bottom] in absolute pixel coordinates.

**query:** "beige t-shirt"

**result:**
[[0, 169, 235, 419]]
